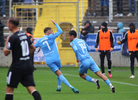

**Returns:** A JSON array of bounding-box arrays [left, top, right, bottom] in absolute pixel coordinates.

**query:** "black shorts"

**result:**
[[7, 69, 35, 88]]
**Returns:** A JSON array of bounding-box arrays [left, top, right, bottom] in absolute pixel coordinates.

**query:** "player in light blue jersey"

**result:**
[[69, 30, 115, 93], [34, 20, 79, 93]]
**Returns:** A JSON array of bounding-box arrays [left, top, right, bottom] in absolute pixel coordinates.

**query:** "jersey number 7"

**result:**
[[43, 41, 51, 51]]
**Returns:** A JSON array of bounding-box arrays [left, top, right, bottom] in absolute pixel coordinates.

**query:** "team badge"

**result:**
[[70, 43, 73, 46]]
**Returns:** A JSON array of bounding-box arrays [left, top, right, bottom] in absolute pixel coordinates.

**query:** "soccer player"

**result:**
[[34, 19, 79, 93], [117, 23, 138, 78], [69, 30, 115, 93], [95, 22, 114, 78], [3, 17, 41, 100]]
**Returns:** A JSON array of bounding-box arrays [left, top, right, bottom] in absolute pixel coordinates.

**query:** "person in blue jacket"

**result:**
[[117, 22, 125, 34]]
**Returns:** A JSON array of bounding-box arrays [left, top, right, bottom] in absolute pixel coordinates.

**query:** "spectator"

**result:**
[[23, 0, 34, 21], [80, 20, 95, 40], [81, 20, 95, 35], [117, 22, 125, 33], [0, 19, 4, 47], [100, 0, 109, 16], [117, 23, 138, 78], [26, 27, 35, 69], [0, 0, 6, 17], [26, 27, 34, 43], [115, 0, 123, 17], [12, 0, 24, 16], [95, 22, 114, 78], [87, 0, 96, 17], [117, 22, 129, 56], [127, 0, 135, 16]]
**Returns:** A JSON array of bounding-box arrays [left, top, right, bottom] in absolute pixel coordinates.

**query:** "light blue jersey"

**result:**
[[70, 38, 91, 62], [70, 38, 100, 73], [35, 23, 63, 65]]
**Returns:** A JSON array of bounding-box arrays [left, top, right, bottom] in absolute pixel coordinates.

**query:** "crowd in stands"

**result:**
[[0, 0, 35, 18], [0, 0, 136, 18], [86, 0, 136, 17], [115, 0, 135, 17]]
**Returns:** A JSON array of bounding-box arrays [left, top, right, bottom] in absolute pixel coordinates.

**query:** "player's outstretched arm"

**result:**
[[51, 19, 56, 24], [50, 19, 63, 39]]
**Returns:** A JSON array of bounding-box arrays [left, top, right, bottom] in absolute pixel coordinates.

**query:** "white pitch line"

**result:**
[[63, 73, 138, 87], [1, 73, 138, 87]]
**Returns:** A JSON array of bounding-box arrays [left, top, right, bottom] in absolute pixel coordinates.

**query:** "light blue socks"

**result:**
[[105, 79, 111, 86], [86, 75, 96, 82], [57, 76, 61, 87], [59, 74, 71, 87]]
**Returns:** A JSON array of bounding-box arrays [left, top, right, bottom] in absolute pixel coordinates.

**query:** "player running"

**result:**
[[68, 30, 115, 93], [34, 20, 79, 93]]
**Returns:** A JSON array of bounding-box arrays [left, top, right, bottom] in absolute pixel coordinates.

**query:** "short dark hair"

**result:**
[[101, 21, 107, 28], [44, 27, 52, 34], [9, 17, 19, 27], [69, 30, 77, 37], [26, 27, 33, 34]]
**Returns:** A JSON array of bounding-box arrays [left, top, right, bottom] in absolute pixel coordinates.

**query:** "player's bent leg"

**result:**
[[55, 69, 62, 76], [59, 74, 79, 93], [27, 86, 36, 94], [56, 70, 71, 87], [79, 73, 100, 89], [56, 70, 79, 93], [95, 71, 115, 93], [5, 86, 14, 100], [95, 71, 108, 81], [79, 73, 86, 79], [27, 86, 42, 100], [6, 86, 14, 93]]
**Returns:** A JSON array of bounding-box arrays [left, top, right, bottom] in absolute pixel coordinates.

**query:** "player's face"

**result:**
[[69, 34, 73, 42], [7, 20, 10, 30], [85, 23, 89, 27], [130, 26, 135, 31], [7, 20, 12, 31], [101, 25, 105, 29], [48, 29, 53, 35]]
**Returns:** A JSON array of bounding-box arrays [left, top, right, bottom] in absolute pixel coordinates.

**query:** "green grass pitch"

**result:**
[[0, 67, 138, 100]]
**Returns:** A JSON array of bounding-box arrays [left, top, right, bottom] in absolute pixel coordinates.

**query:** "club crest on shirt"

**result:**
[[70, 43, 73, 46]]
